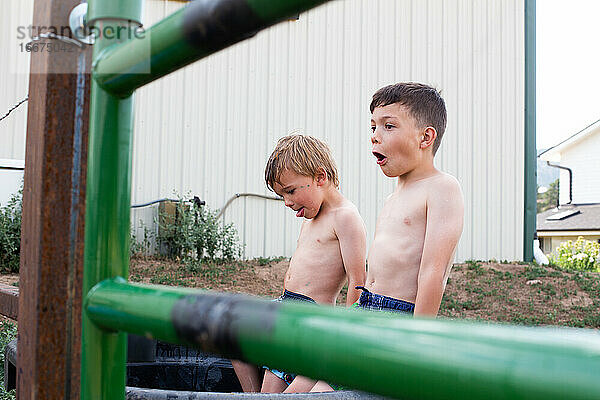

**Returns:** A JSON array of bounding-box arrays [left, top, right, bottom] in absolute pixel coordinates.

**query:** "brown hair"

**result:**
[[370, 82, 447, 155], [265, 134, 339, 190]]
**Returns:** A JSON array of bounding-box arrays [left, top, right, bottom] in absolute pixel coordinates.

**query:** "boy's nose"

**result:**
[[284, 198, 293, 207], [371, 133, 379, 144]]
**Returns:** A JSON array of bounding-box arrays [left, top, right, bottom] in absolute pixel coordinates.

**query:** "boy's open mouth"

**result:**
[[373, 151, 387, 165], [295, 207, 305, 217]]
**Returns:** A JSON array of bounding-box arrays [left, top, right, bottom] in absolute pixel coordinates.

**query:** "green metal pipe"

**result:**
[[86, 279, 600, 400], [93, 0, 331, 97], [81, 1, 142, 398], [87, 1, 143, 27]]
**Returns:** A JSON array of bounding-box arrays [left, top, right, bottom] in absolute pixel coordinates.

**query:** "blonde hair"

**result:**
[[265, 134, 339, 190]]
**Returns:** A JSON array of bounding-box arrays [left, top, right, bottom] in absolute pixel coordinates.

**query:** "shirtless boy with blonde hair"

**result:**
[[364, 82, 464, 316], [232, 134, 367, 393]]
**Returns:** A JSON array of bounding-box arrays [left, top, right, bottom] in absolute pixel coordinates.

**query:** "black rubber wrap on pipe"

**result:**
[[171, 293, 280, 359], [182, 0, 266, 52]]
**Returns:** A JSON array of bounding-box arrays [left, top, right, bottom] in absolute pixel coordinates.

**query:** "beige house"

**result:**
[[537, 204, 600, 254], [537, 119, 600, 254]]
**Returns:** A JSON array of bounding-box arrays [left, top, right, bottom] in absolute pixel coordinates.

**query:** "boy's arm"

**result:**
[[414, 177, 464, 316], [334, 208, 367, 306]]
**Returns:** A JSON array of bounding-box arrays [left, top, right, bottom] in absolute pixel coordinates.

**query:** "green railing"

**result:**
[[81, 1, 600, 399], [85, 278, 600, 400]]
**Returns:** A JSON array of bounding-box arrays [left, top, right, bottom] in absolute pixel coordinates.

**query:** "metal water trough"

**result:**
[[4, 337, 241, 393], [4, 335, 385, 400]]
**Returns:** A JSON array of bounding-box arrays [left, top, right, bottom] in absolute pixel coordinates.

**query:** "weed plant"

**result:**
[[0, 186, 22, 273], [156, 195, 243, 265]]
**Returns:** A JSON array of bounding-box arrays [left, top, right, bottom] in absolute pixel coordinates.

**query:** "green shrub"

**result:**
[[550, 236, 600, 272], [0, 186, 22, 273], [157, 195, 243, 264]]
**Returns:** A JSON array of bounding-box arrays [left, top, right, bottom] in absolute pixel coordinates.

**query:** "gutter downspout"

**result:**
[[546, 161, 572, 206], [524, 0, 536, 262]]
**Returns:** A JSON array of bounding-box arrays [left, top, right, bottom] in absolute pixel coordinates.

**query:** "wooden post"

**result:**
[[16, 0, 91, 398]]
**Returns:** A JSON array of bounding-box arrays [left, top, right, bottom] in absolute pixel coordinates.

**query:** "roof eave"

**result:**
[[538, 118, 600, 160]]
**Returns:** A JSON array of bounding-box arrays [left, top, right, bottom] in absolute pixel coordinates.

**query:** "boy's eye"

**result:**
[[370, 126, 376, 132], [287, 189, 295, 195], [385, 124, 394, 130]]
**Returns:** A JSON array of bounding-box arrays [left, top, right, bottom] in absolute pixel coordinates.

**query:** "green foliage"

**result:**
[[537, 179, 559, 213], [523, 265, 550, 279], [577, 275, 600, 298], [549, 236, 600, 272], [150, 271, 190, 286], [157, 195, 243, 264], [0, 321, 17, 399], [0, 186, 23, 273], [465, 260, 485, 276], [253, 256, 286, 266]]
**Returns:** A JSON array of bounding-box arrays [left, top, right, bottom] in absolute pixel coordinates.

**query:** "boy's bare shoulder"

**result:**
[[426, 172, 462, 195], [424, 172, 463, 211], [331, 200, 364, 230]]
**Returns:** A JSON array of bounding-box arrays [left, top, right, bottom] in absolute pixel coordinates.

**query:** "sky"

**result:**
[[536, 0, 600, 150]]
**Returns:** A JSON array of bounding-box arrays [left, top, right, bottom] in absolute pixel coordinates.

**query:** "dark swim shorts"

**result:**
[[354, 286, 415, 314], [265, 289, 316, 385]]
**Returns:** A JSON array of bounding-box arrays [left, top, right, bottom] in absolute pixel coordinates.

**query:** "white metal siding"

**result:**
[[0, 1, 32, 160], [558, 132, 600, 204], [1, 0, 525, 262], [131, 0, 525, 262]]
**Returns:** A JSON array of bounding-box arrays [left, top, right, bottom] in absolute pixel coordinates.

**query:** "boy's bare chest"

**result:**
[[296, 218, 337, 249], [377, 192, 426, 232], [288, 217, 342, 280]]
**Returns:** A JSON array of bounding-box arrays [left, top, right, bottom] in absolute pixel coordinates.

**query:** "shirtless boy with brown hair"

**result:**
[[364, 82, 464, 316], [232, 134, 366, 393]]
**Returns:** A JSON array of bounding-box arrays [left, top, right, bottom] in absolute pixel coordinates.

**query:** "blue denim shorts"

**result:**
[[278, 289, 316, 303], [265, 289, 316, 384], [355, 286, 415, 314]]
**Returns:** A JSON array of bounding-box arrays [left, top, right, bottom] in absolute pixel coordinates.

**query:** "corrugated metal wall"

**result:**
[[1, 0, 525, 262], [0, 1, 32, 160], [131, 0, 525, 262]]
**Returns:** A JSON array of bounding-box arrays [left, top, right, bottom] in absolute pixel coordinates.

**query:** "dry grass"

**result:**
[[439, 261, 600, 327], [129, 256, 600, 329], [3, 258, 598, 328]]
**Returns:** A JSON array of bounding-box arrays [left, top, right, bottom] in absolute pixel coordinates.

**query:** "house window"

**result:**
[[542, 237, 552, 253], [539, 237, 547, 253]]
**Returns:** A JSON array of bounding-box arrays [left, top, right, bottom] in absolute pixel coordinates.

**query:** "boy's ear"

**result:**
[[420, 127, 437, 150], [315, 167, 327, 186]]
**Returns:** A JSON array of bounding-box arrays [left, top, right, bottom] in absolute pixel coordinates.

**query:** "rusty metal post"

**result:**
[[16, 0, 91, 398]]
